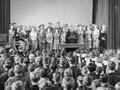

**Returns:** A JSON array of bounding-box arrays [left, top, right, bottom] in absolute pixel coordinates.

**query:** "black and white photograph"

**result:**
[[0, 0, 120, 90]]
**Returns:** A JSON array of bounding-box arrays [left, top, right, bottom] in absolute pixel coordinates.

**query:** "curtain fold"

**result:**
[[92, 0, 120, 49], [0, 0, 10, 45]]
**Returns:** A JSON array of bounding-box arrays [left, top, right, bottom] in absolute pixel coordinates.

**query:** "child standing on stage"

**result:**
[[9, 24, 15, 48], [46, 27, 53, 51], [38, 24, 46, 52], [86, 25, 92, 49], [53, 28, 60, 52], [61, 27, 67, 44], [30, 27, 38, 51], [77, 25, 84, 44]]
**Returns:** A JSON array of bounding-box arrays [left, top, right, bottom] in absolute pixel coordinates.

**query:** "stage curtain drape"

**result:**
[[0, 0, 10, 45], [92, 0, 120, 49]]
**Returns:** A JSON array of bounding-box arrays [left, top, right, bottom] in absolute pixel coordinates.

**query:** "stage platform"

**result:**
[[58, 43, 89, 49]]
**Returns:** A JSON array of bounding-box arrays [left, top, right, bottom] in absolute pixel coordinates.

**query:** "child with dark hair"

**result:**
[[76, 75, 83, 88], [52, 72, 63, 90], [76, 75, 92, 90], [95, 66, 103, 79], [62, 77, 75, 90], [39, 80, 53, 90], [5, 65, 24, 90], [68, 56, 81, 79], [23, 63, 37, 90], [38, 68, 53, 90], [58, 57, 69, 70], [48, 57, 57, 81], [87, 62, 98, 80], [35, 56, 43, 67], [91, 79, 101, 90], [11, 80, 25, 90], [81, 66, 88, 76], [64, 68, 73, 78], [29, 72, 40, 90], [107, 61, 120, 86], [97, 74, 115, 90], [42, 56, 51, 74]]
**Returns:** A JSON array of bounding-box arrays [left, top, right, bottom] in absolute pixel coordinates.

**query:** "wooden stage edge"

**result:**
[[58, 43, 89, 48]]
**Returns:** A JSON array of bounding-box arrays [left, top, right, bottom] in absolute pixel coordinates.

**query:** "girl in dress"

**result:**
[[86, 25, 92, 49], [92, 25, 100, 49], [19, 26, 27, 51], [38, 25, 46, 52], [77, 25, 84, 44], [30, 27, 38, 51], [61, 27, 67, 44], [99, 25, 107, 52], [9, 24, 15, 48], [53, 28, 60, 52], [46, 27, 53, 51]]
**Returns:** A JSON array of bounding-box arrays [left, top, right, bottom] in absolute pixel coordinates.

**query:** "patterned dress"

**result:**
[[53, 32, 60, 50], [61, 32, 66, 44], [85, 29, 92, 48], [30, 31, 38, 51], [38, 30, 46, 51], [9, 29, 15, 47], [92, 29, 100, 48], [46, 32, 53, 50], [78, 29, 84, 44]]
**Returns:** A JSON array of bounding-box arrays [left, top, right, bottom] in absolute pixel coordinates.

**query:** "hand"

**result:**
[[25, 39, 27, 41], [102, 37, 105, 40]]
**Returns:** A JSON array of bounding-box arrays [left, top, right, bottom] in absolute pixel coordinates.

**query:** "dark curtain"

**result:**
[[92, 0, 120, 49], [0, 0, 10, 45]]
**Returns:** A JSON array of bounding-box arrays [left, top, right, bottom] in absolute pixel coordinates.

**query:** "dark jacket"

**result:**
[[52, 83, 63, 90], [108, 72, 120, 86], [70, 65, 81, 79], [5, 75, 23, 90], [30, 85, 39, 90]]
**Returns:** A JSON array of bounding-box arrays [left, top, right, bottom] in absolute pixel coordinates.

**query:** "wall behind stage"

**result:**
[[11, 0, 93, 26]]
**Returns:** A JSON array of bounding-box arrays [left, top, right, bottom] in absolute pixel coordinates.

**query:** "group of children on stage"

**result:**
[[9, 22, 107, 53]]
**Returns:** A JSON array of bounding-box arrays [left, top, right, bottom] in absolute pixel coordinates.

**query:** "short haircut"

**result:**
[[100, 74, 108, 83], [87, 62, 96, 73], [62, 77, 75, 90], [11, 80, 25, 90], [92, 79, 101, 89], [83, 75, 93, 86], [14, 65, 22, 74], [40, 68, 47, 78], [30, 72, 40, 83], [64, 68, 73, 77], [52, 72, 61, 83]]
